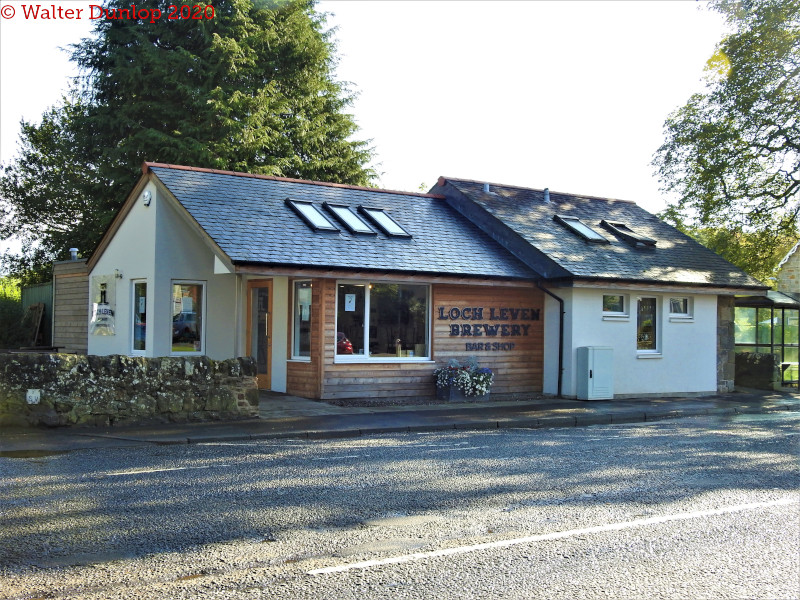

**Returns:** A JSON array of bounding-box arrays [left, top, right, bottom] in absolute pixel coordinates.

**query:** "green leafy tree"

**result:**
[[661, 209, 798, 285], [1, 0, 373, 280], [0, 100, 109, 283], [654, 0, 800, 277]]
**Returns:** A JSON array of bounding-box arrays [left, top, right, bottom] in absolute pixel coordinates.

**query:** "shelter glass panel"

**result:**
[[734, 307, 756, 344], [756, 307, 772, 345]]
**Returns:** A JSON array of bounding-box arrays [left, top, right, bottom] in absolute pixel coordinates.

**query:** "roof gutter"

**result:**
[[536, 280, 564, 398]]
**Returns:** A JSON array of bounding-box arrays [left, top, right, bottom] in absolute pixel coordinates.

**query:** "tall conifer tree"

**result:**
[[1, 0, 373, 281]]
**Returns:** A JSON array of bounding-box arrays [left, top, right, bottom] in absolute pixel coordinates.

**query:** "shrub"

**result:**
[[0, 277, 25, 348], [433, 357, 494, 397]]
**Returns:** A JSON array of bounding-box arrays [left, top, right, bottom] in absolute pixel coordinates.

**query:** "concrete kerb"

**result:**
[[3, 392, 799, 452]]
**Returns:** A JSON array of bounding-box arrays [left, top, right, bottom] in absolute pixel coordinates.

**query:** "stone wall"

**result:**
[[717, 295, 736, 393], [777, 243, 800, 294], [735, 352, 780, 390], [0, 354, 259, 428]]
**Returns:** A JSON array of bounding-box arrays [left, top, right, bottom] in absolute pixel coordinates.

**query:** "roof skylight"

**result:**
[[285, 199, 339, 232], [553, 214, 608, 243], [358, 206, 411, 237], [323, 202, 375, 234], [600, 220, 656, 247]]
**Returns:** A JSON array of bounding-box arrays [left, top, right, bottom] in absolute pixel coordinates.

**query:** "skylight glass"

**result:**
[[553, 215, 608, 243], [323, 203, 375, 234], [600, 220, 657, 247], [358, 206, 411, 237], [285, 199, 339, 232]]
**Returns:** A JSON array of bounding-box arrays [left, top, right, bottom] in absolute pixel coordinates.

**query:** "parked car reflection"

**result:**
[[173, 311, 198, 341], [337, 332, 353, 354]]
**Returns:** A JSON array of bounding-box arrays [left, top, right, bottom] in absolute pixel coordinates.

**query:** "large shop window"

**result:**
[[293, 280, 312, 358], [171, 282, 204, 354], [132, 280, 147, 353], [336, 282, 429, 360], [636, 297, 658, 352]]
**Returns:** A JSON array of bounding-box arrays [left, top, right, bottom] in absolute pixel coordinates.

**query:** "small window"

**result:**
[[554, 215, 608, 242], [669, 297, 689, 315], [637, 297, 658, 352], [603, 294, 626, 314], [358, 206, 411, 237], [323, 203, 375, 234], [132, 280, 147, 353], [286, 199, 339, 232], [293, 280, 312, 358], [172, 282, 204, 354], [600, 220, 656, 247]]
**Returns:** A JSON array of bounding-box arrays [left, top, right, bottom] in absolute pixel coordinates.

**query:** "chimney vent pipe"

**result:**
[[543, 188, 551, 203], [483, 182, 490, 193], [69, 248, 78, 261]]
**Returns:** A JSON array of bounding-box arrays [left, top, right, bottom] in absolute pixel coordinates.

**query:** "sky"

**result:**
[[0, 0, 728, 221]]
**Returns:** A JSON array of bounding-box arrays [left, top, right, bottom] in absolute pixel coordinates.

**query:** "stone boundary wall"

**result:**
[[0, 354, 259, 428], [734, 352, 780, 391]]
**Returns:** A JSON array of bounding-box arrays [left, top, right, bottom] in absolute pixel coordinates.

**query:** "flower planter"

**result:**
[[436, 386, 489, 403]]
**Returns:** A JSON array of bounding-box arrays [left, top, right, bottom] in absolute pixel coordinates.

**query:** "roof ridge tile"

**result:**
[[144, 162, 445, 199]]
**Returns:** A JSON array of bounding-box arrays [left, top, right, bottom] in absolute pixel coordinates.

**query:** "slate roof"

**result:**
[[433, 177, 767, 290], [147, 164, 537, 280]]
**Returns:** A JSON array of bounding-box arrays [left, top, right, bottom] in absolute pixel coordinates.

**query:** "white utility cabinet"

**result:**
[[576, 346, 614, 400]]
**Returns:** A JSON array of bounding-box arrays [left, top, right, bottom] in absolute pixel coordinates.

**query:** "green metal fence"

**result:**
[[21, 281, 53, 346]]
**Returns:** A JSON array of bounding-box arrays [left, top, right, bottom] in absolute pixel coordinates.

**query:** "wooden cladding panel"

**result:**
[[315, 280, 544, 401], [432, 285, 544, 395], [286, 278, 326, 398], [52, 261, 89, 354], [287, 361, 317, 399]]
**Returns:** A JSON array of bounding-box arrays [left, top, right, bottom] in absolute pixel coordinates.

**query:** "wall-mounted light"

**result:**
[[142, 190, 152, 206], [114, 269, 123, 279]]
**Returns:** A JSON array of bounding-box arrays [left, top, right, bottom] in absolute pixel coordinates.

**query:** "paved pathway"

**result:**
[[1, 388, 798, 454]]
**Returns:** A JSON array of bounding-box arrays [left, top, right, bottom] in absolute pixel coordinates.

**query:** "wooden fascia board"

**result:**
[[234, 264, 538, 288], [87, 175, 150, 272]]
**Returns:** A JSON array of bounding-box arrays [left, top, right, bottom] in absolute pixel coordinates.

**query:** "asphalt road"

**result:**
[[1, 412, 798, 599]]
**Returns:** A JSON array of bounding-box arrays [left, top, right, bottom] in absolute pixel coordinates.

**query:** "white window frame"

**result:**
[[170, 280, 206, 356], [286, 199, 339, 232], [131, 279, 147, 355], [668, 296, 694, 322], [554, 214, 608, 243], [291, 279, 313, 361], [357, 207, 412, 237], [636, 296, 662, 358], [602, 293, 629, 321], [334, 280, 432, 363]]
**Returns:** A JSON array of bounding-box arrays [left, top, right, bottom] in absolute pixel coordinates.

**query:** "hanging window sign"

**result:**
[[344, 293, 356, 312], [90, 302, 116, 336], [89, 276, 117, 336]]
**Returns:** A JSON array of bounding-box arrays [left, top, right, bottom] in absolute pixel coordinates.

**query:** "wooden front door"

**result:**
[[247, 280, 273, 389]]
